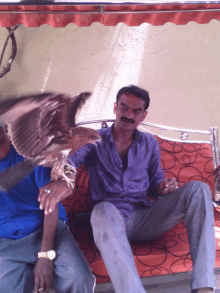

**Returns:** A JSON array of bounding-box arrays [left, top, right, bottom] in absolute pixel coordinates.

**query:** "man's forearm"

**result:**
[[40, 203, 59, 252]]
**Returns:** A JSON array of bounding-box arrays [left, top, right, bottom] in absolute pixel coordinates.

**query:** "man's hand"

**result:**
[[157, 178, 178, 195], [33, 258, 53, 293], [38, 173, 75, 215]]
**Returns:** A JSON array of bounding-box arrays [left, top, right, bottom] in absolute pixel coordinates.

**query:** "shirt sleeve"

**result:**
[[67, 143, 94, 168], [148, 137, 165, 197]]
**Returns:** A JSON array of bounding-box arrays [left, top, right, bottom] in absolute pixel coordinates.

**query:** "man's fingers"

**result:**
[[45, 194, 56, 215], [38, 188, 46, 203], [40, 279, 45, 292], [162, 178, 177, 193], [46, 187, 72, 214], [166, 178, 175, 184], [167, 179, 178, 191], [167, 178, 176, 184], [47, 275, 53, 293], [44, 188, 59, 214], [33, 274, 40, 293], [39, 183, 59, 212], [39, 185, 54, 210], [47, 195, 59, 215], [44, 197, 51, 215], [38, 189, 42, 202], [44, 278, 50, 293], [170, 178, 178, 189], [40, 179, 74, 213], [49, 275, 53, 291], [39, 191, 49, 210], [169, 182, 176, 189]]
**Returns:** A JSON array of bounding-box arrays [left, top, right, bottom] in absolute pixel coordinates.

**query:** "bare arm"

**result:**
[[33, 203, 59, 293], [41, 202, 59, 251]]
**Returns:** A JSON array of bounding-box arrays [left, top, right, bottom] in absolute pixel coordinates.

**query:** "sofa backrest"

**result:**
[[156, 136, 215, 196]]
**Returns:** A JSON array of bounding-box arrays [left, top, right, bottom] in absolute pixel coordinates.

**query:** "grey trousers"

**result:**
[[90, 181, 215, 293], [0, 219, 95, 293]]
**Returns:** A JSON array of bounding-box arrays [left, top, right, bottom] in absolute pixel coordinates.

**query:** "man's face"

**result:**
[[114, 93, 147, 132]]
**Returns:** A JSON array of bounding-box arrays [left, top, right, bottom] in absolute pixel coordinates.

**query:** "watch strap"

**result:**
[[38, 252, 47, 258]]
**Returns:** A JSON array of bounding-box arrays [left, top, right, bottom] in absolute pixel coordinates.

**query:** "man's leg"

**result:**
[[0, 258, 34, 293], [0, 232, 40, 293], [129, 181, 215, 292], [53, 220, 96, 293], [90, 201, 146, 293], [0, 221, 95, 293]]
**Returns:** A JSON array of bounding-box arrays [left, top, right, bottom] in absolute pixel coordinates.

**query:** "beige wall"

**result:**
[[0, 20, 219, 135]]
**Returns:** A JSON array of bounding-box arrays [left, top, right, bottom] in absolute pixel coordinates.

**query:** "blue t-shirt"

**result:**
[[0, 145, 67, 239]]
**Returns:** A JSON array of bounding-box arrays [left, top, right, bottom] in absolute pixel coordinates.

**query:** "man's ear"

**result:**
[[113, 102, 117, 115], [141, 110, 147, 122]]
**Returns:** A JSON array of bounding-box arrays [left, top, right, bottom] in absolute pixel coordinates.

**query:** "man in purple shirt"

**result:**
[[41, 85, 215, 293]]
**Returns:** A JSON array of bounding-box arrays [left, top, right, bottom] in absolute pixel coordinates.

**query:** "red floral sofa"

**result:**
[[61, 122, 220, 285]]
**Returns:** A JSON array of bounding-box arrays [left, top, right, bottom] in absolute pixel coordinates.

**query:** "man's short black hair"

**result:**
[[116, 85, 150, 110]]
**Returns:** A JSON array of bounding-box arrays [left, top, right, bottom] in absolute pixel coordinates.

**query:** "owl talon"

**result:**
[[61, 173, 75, 189], [64, 164, 77, 175]]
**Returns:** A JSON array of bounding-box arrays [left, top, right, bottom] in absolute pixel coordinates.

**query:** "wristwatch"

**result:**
[[38, 250, 56, 260]]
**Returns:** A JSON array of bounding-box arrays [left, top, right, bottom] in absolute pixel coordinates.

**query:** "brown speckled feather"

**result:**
[[0, 93, 71, 158], [0, 92, 62, 157]]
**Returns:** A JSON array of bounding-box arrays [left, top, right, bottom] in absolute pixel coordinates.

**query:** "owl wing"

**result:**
[[0, 93, 69, 158]]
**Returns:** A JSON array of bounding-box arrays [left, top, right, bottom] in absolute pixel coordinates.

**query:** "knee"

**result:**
[[185, 181, 212, 202], [54, 259, 95, 293], [187, 180, 211, 193], [73, 267, 95, 291], [90, 202, 125, 246], [90, 201, 118, 228]]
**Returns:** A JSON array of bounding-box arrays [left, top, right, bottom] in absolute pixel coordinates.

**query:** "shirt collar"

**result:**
[[106, 124, 114, 144]]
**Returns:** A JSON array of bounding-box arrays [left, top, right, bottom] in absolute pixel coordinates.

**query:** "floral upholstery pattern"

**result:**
[[61, 137, 219, 284]]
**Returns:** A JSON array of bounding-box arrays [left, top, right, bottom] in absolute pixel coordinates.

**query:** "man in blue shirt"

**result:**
[[40, 85, 215, 293], [0, 123, 95, 293]]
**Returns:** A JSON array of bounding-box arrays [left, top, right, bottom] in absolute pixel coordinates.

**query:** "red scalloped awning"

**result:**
[[0, 3, 220, 27]]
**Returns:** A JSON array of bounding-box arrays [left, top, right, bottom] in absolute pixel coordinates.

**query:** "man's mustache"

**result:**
[[121, 117, 135, 124]]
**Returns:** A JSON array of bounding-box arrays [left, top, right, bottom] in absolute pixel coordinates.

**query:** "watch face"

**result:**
[[47, 250, 56, 260]]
